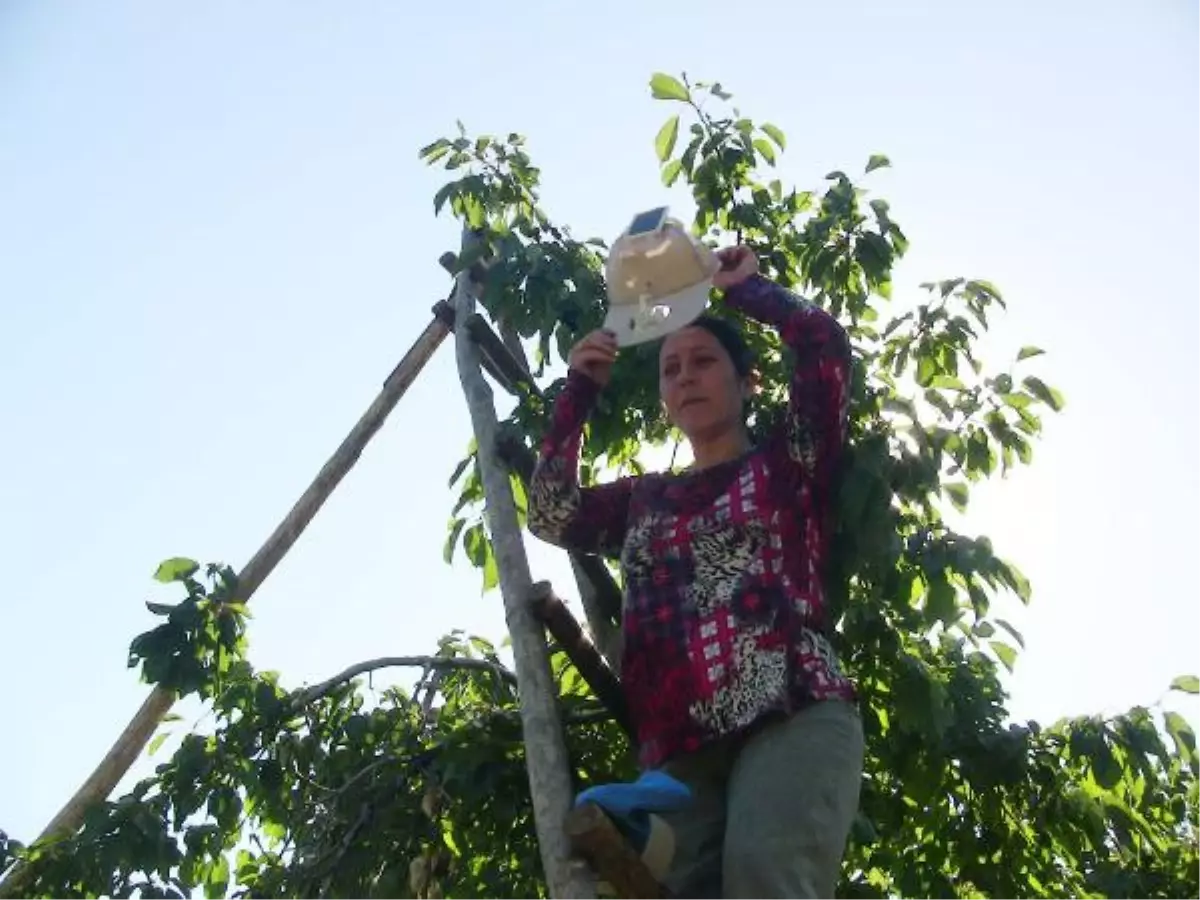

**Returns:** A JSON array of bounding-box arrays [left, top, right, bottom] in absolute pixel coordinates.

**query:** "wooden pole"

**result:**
[[0, 310, 452, 898], [451, 229, 595, 899]]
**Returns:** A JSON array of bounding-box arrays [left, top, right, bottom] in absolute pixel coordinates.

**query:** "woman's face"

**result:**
[[659, 325, 746, 441]]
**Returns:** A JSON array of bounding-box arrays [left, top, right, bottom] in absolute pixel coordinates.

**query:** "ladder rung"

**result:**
[[566, 803, 669, 899], [431, 300, 524, 398], [465, 313, 542, 399], [531, 582, 632, 738]]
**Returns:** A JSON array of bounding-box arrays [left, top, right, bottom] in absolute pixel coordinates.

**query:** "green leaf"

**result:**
[[148, 731, 170, 756], [418, 138, 451, 162], [928, 375, 966, 391], [916, 354, 937, 388], [972, 620, 995, 638], [649, 72, 690, 102], [1165, 710, 1198, 761], [661, 158, 684, 187], [753, 138, 777, 165], [995, 617, 1026, 650], [990, 640, 1018, 673], [448, 454, 472, 488], [1170, 674, 1200, 694], [1017, 346, 1045, 361], [204, 853, 230, 899], [1022, 376, 1065, 412], [1088, 735, 1124, 790], [464, 523, 487, 568], [944, 482, 969, 512], [433, 181, 456, 215], [997, 560, 1032, 603], [926, 574, 958, 625], [443, 517, 467, 564], [761, 123, 787, 150], [510, 472, 528, 516], [865, 153, 891, 173], [482, 539, 499, 593], [655, 115, 680, 162], [154, 558, 199, 584]]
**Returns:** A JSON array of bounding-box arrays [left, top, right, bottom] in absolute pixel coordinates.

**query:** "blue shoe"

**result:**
[[573, 770, 691, 885], [574, 769, 691, 816]]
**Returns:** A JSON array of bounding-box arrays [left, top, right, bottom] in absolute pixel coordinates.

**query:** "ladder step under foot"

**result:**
[[565, 803, 669, 900]]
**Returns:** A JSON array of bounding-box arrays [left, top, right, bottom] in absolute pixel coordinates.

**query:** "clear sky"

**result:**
[[1, 1, 1196, 846]]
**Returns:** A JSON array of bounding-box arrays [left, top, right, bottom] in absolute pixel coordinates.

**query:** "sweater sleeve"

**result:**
[[526, 369, 637, 558], [722, 274, 852, 498]]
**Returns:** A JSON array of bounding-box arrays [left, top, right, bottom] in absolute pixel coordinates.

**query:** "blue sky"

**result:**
[[1, 1, 1196, 845]]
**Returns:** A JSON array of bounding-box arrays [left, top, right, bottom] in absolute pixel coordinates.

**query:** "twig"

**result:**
[[418, 667, 443, 727], [328, 754, 400, 808]]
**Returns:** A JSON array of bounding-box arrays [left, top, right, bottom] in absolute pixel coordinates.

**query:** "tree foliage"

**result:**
[[3, 72, 1197, 899]]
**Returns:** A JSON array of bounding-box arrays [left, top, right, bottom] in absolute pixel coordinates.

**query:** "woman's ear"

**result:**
[[742, 370, 762, 400]]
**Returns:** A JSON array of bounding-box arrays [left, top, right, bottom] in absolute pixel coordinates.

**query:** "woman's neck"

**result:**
[[689, 427, 752, 471]]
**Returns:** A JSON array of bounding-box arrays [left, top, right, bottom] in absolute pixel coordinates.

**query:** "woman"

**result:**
[[527, 245, 863, 899]]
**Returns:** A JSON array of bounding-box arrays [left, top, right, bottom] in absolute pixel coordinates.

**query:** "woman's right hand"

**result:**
[[568, 329, 618, 387]]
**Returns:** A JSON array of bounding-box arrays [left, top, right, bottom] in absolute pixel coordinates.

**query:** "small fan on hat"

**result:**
[[603, 206, 726, 347]]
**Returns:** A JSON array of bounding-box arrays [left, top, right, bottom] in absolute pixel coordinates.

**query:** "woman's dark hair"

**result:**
[[687, 314, 754, 377]]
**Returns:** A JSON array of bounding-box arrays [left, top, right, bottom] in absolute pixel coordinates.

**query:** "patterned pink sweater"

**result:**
[[528, 274, 856, 768]]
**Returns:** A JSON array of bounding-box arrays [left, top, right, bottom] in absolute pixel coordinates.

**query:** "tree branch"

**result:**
[[294, 656, 518, 707]]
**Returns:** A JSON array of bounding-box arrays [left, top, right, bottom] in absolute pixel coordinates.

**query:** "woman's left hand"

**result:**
[[712, 245, 759, 290]]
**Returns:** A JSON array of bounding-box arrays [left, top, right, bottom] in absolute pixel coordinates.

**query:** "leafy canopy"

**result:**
[[3, 72, 1195, 900]]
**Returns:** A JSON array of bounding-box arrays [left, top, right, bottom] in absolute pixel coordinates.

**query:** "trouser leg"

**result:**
[[722, 701, 865, 899], [659, 739, 733, 898]]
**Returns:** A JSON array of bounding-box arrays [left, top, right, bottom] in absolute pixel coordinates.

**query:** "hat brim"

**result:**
[[602, 280, 713, 348]]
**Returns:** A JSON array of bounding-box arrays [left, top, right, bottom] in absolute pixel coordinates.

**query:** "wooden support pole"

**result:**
[[565, 804, 669, 899], [0, 309, 452, 898], [451, 229, 595, 899], [532, 583, 632, 739]]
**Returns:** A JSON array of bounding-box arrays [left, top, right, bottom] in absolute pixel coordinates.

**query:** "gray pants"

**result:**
[[660, 700, 864, 899]]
